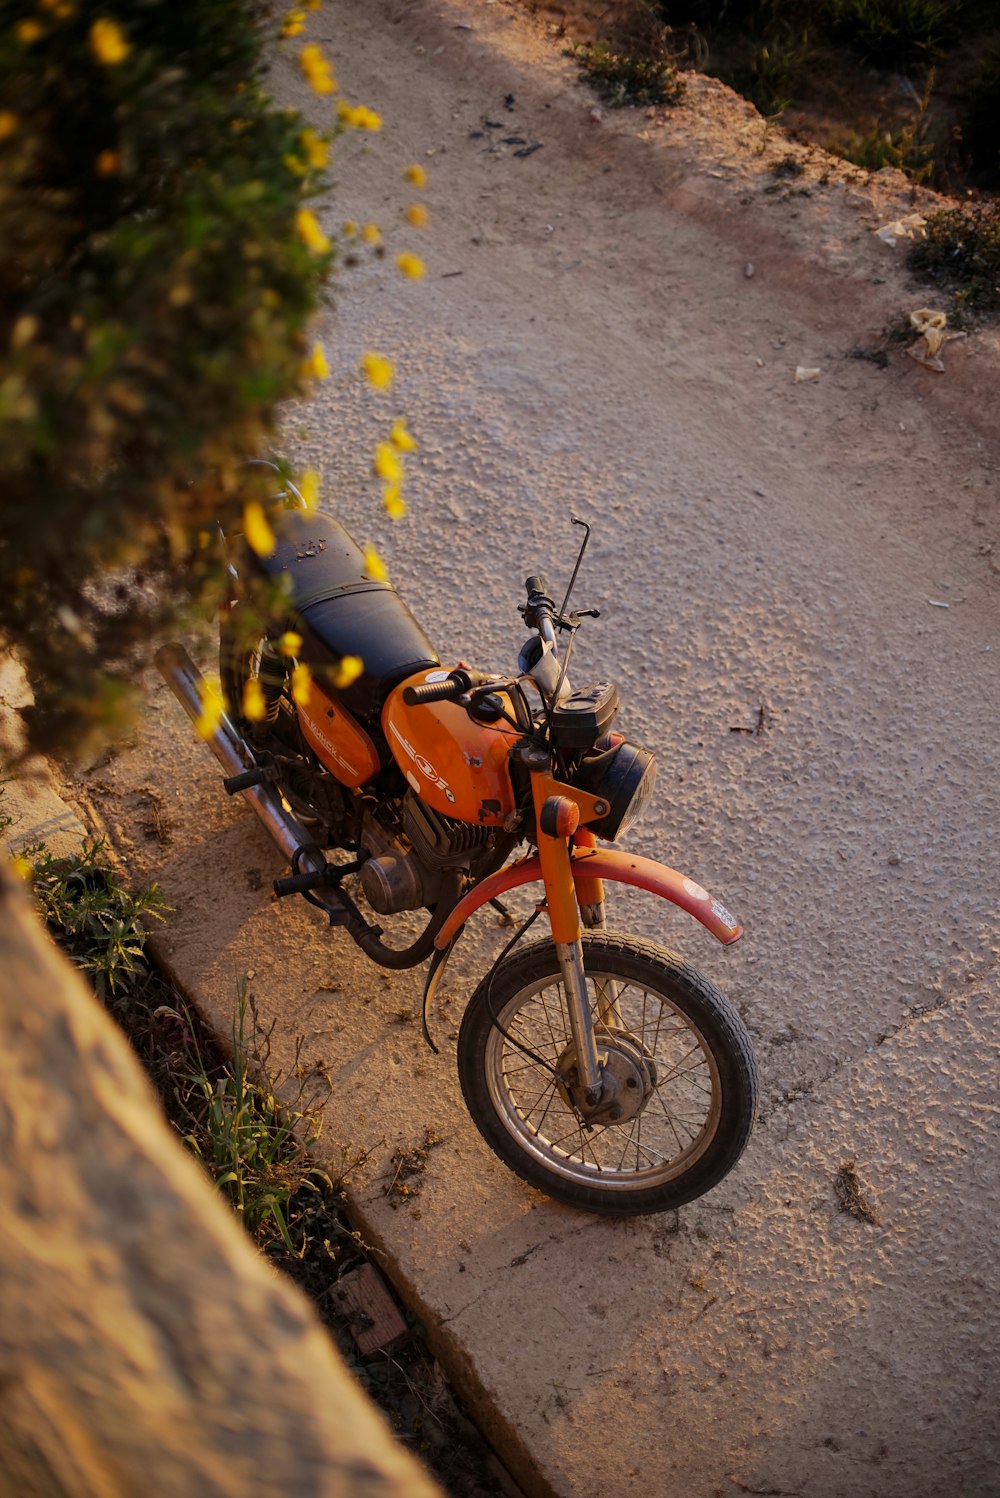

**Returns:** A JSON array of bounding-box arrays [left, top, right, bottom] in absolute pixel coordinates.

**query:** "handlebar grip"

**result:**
[[402, 678, 465, 706], [525, 574, 550, 598]]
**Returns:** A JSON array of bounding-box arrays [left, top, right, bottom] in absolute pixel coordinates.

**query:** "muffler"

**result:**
[[154, 644, 326, 880]]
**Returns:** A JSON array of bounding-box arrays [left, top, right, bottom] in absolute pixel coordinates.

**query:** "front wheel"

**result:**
[[457, 933, 758, 1216]]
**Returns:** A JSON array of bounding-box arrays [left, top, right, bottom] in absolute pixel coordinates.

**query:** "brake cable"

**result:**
[[481, 905, 561, 1078]]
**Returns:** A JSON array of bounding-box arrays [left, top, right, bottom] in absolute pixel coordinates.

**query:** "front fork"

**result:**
[[533, 779, 614, 1109]]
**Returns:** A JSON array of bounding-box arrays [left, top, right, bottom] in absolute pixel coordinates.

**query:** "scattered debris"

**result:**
[[848, 346, 889, 369], [906, 308, 966, 373], [730, 702, 769, 736], [927, 598, 951, 608], [834, 1160, 880, 1225], [875, 213, 926, 246], [794, 365, 821, 382], [384, 1129, 444, 1205], [744, 261, 755, 278], [137, 786, 172, 845]]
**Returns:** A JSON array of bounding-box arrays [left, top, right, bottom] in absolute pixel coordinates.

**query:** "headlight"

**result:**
[[577, 739, 657, 842]]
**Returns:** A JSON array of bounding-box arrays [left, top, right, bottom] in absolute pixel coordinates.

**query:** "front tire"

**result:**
[[457, 933, 758, 1216]]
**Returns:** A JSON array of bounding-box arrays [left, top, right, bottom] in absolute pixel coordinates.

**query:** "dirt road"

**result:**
[[85, 2, 1000, 1494]]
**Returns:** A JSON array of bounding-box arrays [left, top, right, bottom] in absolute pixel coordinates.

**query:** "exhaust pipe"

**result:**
[[154, 644, 325, 878]]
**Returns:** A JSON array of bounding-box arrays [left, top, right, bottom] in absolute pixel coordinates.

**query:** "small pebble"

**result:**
[[887, 852, 901, 866]]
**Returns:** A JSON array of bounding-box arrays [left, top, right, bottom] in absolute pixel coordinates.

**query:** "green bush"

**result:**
[[570, 38, 687, 107], [0, 1, 334, 756], [825, 0, 962, 68], [908, 200, 1000, 309], [960, 42, 1000, 186]]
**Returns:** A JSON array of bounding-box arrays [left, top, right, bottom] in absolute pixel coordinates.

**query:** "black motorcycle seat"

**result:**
[[251, 508, 439, 719]]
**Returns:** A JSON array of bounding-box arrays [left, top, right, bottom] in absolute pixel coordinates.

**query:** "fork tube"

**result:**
[[534, 800, 602, 1100], [574, 827, 622, 1028]]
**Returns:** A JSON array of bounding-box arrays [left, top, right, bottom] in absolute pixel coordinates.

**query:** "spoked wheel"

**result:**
[[457, 933, 758, 1216]]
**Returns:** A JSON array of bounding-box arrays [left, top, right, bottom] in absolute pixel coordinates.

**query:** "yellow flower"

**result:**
[[300, 127, 329, 169], [280, 9, 306, 37], [304, 0, 322, 9], [291, 663, 313, 706], [96, 149, 120, 177], [337, 101, 382, 131], [302, 341, 329, 380], [341, 219, 358, 237], [90, 18, 129, 65], [395, 252, 426, 280], [243, 500, 276, 558], [383, 486, 407, 520], [12, 855, 33, 882], [283, 153, 307, 177], [333, 654, 364, 689], [374, 442, 403, 483], [404, 163, 428, 187], [242, 678, 266, 722], [361, 222, 381, 245], [361, 351, 394, 390], [363, 544, 388, 583], [299, 43, 335, 94], [390, 418, 418, 453], [278, 631, 303, 657], [296, 208, 331, 254], [0, 114, 18, 141], [17, 19, 44, 43], [195, 679, 224, 741], [297, 469, 320, 509], [405, 203, 428, 229]]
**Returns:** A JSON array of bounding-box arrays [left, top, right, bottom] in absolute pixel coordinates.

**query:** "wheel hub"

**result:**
[[555, 1029, 657, 1125]]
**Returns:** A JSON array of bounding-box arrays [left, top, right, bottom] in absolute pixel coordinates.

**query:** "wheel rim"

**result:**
[[483, 969, 723, 1192]]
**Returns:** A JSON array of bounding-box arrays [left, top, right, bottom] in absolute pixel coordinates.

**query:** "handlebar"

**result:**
[[402, 667, 491, 707]]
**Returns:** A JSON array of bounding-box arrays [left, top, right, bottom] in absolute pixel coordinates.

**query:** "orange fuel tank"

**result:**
[[382, 670, 517, 826], [296, 682, 381, 789]]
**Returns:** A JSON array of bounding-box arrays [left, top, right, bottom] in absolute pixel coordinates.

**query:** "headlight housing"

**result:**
[[576, 737, 657, 842]]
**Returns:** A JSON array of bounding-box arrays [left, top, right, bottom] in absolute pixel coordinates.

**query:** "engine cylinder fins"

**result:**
[[402, 793, 493, 869]]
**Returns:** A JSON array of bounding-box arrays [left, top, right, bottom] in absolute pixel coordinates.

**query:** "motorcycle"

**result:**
[[156, 483, 758, 1217]]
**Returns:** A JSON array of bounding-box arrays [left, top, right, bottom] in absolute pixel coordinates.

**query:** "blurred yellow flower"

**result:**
[[395, 252, 426, 280], [383, 487, 407, 520], [242, 678, 266, 722], [361, 351, 394, 390], [299, 43, 335, 94], [280, 9, 306, 37], [298, 469, 320, 509], [296, 208, 330, 254], [390, 418, 418, 453], [243, 500, 276, 558], [278, 631, 303, 657], [374, 443, 403, 483], [300, 127, 329, 169], [361, 222, 381, 245], [302, 342, 329, 380], [12, 855, 33, 882], [333, 655, 364, 689], [96, 149, 120, 176], [90, 18, 129, 64], [363, 545, 388, 583], [17, 19, 44, 43], [404, 163, 427, 187], [341, 219, 358, 237], [0, 114, 18, 141], [337, 101, 382, 131], [291, 663, 313, 706], [405, 203, 428, 228], [195, 680, 224, 742], [283, 153, 307, 176]]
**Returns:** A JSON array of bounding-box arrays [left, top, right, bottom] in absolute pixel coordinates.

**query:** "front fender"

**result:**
[[434, 848, 743, 950]]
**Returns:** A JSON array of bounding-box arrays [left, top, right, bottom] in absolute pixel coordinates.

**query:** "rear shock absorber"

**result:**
[[257, 640, 286, 724]]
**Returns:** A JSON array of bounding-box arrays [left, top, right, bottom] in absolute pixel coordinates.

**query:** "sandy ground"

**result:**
[[62, 2, 1000, 1495]]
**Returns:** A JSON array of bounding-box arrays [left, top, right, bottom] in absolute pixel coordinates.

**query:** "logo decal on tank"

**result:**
[[389, 721, 456, 803]]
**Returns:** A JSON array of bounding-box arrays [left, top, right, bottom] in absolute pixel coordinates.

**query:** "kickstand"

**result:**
[[490, 897, 516, 926]]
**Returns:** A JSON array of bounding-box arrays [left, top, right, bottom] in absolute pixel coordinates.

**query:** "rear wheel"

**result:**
[[457, 933, 758, 1216]]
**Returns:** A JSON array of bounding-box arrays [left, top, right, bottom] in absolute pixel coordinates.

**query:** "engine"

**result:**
[[358, 792, 494, 916]]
